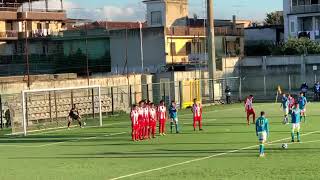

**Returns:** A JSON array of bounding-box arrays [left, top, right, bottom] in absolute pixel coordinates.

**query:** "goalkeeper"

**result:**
[[67, 104, 83, 129]]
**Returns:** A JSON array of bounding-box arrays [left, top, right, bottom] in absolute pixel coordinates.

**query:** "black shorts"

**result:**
[[71, 115, 80, 121]]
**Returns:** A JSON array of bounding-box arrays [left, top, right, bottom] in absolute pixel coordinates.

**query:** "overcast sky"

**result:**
[[30, 0, 283, 22]]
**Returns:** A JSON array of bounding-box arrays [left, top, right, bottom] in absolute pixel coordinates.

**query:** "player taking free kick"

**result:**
[[291, 103, 301, 142], [245, 95, 256, 125], [192, 98, 203, 131], [255, 111, 270, 157]]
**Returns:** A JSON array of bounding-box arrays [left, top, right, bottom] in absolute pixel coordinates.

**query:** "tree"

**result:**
[[264, 11, 284, 25]]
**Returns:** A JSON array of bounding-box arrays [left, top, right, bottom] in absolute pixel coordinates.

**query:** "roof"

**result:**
[[245, 25, 284, 30], [2, 0, 41, 3], [66, 21, 148, 31]]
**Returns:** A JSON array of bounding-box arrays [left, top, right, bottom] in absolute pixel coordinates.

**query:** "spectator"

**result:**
[[300, 82, 308, 98], [225, 86, 231, 104], [4, 109, 11, 128], [315, 82, 320, 101]]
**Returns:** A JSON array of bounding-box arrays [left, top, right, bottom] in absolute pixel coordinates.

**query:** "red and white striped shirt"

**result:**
[[149, 108, 157, 121], [130, 109, 139, 125], [192, 103, 202, 118], [157, 105, 166, 120], [138, 107, 144, 121], [143, 106, 150, 121], [245, 97, 254, 110]]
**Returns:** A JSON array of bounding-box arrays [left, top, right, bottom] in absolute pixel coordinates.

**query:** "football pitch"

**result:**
[[1, 103, 320, 180]]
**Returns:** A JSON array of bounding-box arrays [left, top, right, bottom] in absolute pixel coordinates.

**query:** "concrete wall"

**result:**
[[245, 28, 277, 42], [0, 74, 152, 95], [237, 55, 320, 99], [110, 27, 166, 74]]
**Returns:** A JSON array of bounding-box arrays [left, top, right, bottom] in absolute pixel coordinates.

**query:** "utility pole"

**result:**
[[207, 0, 216, 101]]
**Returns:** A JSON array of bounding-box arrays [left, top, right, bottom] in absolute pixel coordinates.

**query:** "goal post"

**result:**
[[19, 85, 102, 136]]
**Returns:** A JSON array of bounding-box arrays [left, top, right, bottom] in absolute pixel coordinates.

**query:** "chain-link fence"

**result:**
[[5, 74, 316, 134]]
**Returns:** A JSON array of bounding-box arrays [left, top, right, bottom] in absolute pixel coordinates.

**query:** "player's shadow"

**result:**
[[11, 147, 320, 159], [62, 141, 255, 147]]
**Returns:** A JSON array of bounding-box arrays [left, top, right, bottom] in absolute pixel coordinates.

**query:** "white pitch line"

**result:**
[[5, 122, 128, 136], [0, 132, 127, 148], [109, 130, 320, 180]]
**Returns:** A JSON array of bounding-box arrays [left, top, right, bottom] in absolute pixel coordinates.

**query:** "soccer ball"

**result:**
[[83, 122, 86, 126], [282, 143, 288, 149]]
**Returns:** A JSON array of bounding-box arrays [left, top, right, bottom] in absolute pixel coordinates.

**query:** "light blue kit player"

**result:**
[[291, 103, 301, 143], [280, 93, 289, 124], [298, 92, 307, 122], [255, 111, 270, 157]]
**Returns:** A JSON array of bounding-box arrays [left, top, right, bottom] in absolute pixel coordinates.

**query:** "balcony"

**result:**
[[0, 7, 17, 20], [291, 4, 320, 14], [0, 31, 18, 40], [18, 9, 66, 20], [0, 29, 61, 40], [166, 27, 244, 37]]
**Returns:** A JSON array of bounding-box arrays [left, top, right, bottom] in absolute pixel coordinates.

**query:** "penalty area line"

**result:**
[[0, 132, 127, 148], [109, 130, 320, 180]]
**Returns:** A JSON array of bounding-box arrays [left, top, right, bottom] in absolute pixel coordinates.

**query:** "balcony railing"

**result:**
[[166, 27, 244, 36], [0, 31, 18, 40], [0, 7, 18, 12], [291, 4, 320, 14], [0, 29, 61, 40]]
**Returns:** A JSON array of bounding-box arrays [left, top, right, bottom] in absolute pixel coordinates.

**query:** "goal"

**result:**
[[16, 85, 102, 136]]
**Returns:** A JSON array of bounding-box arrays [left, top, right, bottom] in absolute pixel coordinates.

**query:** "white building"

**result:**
[[284, 0, 320, 41]]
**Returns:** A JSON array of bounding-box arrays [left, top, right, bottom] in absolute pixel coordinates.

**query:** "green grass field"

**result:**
[[1, 103, 320, 180]]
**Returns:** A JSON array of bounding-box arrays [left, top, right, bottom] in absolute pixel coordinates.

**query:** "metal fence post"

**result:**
[[163, 82, 166, 104], [91, 88, 95, 118], [49, 91, 52, 122], [111, 87, 114, 115], [263, 75, 267, 97], [129, 85, 133, 106], [179, 81, 183, 109], [211, 79, 214, 103], [0, 94, 2, 130], [146, 84, 149, 101], [288, 74, 292, 92], [239, 77, 242, 102]]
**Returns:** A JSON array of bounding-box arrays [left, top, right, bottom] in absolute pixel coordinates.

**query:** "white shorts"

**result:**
[[171, 118, 178, 123], [283, 108, 289, 115], [292, 123, 301, 131], [258, 131, 267, 143]]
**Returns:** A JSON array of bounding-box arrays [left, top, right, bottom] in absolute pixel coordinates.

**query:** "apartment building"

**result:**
[[284, 0, 320, 41], [0, 0, 66, 53]]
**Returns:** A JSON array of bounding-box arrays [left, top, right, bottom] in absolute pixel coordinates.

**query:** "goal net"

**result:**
[[14, 85, 102, 136]]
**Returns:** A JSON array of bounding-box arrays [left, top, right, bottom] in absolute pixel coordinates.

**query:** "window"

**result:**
[[170, 42, 176, 55], [151, 11, 162, 25], [292, 0, 297, 6], [290, 21, 295, 33], [311, 0, 318, 5]]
